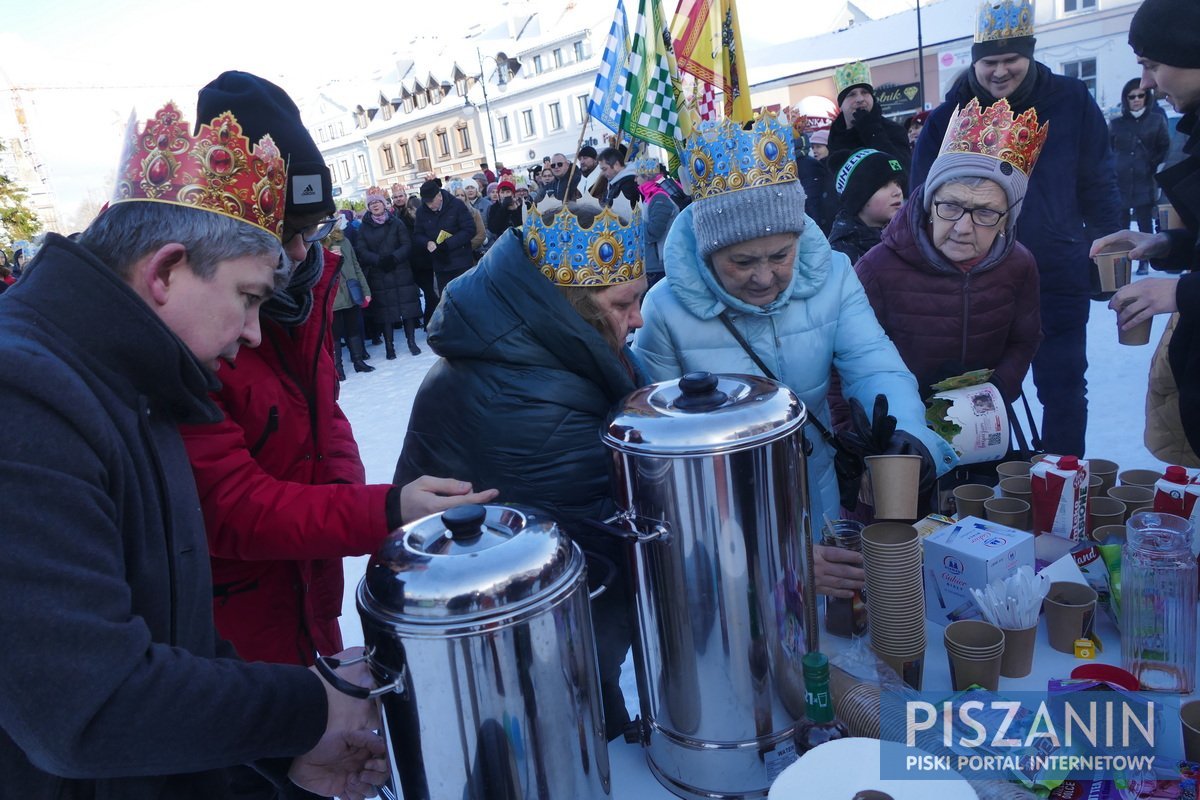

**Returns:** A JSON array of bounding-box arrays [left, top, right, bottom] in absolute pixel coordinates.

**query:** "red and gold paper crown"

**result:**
[[112, 102, 287, 239], [938, 97, 1049, 176]]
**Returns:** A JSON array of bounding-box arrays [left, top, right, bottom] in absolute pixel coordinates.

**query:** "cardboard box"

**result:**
[[923, 516, 1035, 625]]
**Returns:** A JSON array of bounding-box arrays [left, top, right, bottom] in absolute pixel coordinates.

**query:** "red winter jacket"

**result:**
[[853, 191, 1042, 402], [181, 247, 392, 666]]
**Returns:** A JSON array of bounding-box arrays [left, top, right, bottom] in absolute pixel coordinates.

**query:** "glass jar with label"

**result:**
[[1121, 512, 1197, 693]]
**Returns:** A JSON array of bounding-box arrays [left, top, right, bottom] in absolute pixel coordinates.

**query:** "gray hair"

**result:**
[[78, 202, 281, 281]]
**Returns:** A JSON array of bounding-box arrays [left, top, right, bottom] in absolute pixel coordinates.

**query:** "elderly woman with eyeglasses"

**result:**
[[853, 97, 1044, 406]]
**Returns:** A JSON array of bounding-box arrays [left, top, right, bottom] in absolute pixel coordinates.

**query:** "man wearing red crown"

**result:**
[[1096, 0, 1200, 460], [0, 103, 387, 798], [176, 73, 495, 758], [911, 0, 1122, 458]]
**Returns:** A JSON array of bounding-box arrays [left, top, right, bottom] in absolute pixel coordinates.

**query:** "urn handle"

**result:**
[[315, 649, 407, 699]]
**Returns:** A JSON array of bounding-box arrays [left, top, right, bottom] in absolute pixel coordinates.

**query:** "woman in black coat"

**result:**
[[356, 193, 422, 357], [1109, 78, 1170, 273]]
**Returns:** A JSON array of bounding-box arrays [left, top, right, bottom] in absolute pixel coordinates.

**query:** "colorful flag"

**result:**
[[671, 0, 753, 122], [623, 0, 689, 168], [588, 0, 632, 134]]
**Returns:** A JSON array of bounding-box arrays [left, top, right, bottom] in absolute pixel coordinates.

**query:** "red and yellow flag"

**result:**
[[671, 0, 752, 123]]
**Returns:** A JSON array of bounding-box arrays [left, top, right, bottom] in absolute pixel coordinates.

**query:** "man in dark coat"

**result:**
[[1098, 0, 1200, 457], [0, 102, 384, 800], [545, 152, 582, 202], [413, 178, 477, 293], [827, 61, 912, 173], [1110, 77, 1171, 274], [912, 13, 1121, 457], [598, 146, 641, 209]]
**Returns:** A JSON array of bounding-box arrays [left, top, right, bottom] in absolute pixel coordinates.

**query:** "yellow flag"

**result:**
[[671, 0, 753, 123]]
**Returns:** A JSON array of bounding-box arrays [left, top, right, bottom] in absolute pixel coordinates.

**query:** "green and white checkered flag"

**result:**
[[622, 0, 687, 169]]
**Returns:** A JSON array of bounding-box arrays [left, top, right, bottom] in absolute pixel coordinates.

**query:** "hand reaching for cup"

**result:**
[[1090, 229, 1170, 261], [1109, 278, 1179, 330], [815, 544, 865, 598]]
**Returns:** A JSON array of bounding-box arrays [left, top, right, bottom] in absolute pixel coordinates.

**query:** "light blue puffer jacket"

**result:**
[[634, 204, 959, 528]]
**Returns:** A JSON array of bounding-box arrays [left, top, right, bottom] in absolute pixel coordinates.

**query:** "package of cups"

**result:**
[[1030, 455, 1091, 541]]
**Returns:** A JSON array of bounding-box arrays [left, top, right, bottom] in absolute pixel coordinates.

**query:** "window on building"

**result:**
[[381, 145, 396, 173], [577, 94, 589, 119], [417, 136, 430, 158], [318, 128, 328, 142], [553, 48, 563, 68], [456, 126, 471, 152], [402, 96, 414, 114], [1063, 0, 1096, 12], [497, 116, 511, 142], [549, 102, 562, 130], [326, 163, 336, 181], [436, 130, 450, 157], [574, 41, 585, 61], [398, 141, 412, 165], [336, 121, 345, 137], [533, 54, 543, 74], [356, 154, 367, 176], [381, 104, 393, 121], [416, 93, 427, 109], [1062, 57, 1097, 98], [521, 109, 535, 137], [339, 159, 350, 182]]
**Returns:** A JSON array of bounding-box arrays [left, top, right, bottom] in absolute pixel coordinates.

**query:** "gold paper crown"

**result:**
[[834, 61, 872, 96], [938, 97, 1049, 175], [975, 0, 1035, 43], [112, 102, 287, 239], [524, 203, 644, 287], [683, 113, 798, 201]]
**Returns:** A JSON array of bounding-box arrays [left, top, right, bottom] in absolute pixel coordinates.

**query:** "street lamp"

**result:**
[[455, 50, 519, 167]]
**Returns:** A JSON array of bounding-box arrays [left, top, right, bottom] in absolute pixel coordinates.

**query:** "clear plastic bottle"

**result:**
[[1121, 512, 1197, 693], [822, 520, 867, 637]]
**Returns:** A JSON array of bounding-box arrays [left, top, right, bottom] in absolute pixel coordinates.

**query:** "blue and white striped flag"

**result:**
[[587, 0, 630, 133]]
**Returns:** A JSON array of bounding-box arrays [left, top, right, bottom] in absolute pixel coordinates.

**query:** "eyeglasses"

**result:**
[[933, 201, 1009, 227], [281, 217, 339, 244], [1127, 92, 1147, 99], [551, 161, 567, 168]]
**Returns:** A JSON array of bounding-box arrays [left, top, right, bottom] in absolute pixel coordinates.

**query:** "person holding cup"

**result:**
[[1089, 0, 1200, 457], [635, 114, 959, 599]]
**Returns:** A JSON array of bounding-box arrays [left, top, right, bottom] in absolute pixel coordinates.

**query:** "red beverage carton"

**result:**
[[1154, 465, 1196, 518], [1030, 455, 1090, 541]]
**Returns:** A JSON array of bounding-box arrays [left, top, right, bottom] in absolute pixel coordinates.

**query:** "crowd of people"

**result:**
[[2, 0, 1199, 796]]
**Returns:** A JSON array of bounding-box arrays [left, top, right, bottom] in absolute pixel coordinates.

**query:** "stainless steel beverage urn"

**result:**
[[352, 503, 611, 799], [602, 372, 812, 799]]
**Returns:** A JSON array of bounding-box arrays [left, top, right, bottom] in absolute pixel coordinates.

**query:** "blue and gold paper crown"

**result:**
[[683, 113, 798, 201], [525, 204, 644, 287], [976, 0, 1035, 43]]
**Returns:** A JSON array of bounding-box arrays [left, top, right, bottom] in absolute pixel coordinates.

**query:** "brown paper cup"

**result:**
[[865, 454, 922, 520], [1118, 469, 1160, 489], [1094, 248, 1132, 293], [1030, 454, 1050, 465], [984, 496, 1031, 531], [953, 484, 994, 519], [1000, 625, 1037, 678], [1182, 699, 1200, 764], [1088, 497, 1127, 534], [945, 620, 1005, 691], [876, 650, 925, 691], [996, 460, 1032, 479], [948, 651, 1004, 691], [1089, 458, 1120, 496], [1091, 524, 1126, 545], [1044, 582, 1098, 654], [1119, 317, 1153, 346], [1108, 485, 1154, 522], [999, 476, 1032, 502]]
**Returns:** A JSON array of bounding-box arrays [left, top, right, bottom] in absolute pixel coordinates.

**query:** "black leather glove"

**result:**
[[851, 107, 879, 132], [885, 430, 938, 495], [839, 394, 897, 460]]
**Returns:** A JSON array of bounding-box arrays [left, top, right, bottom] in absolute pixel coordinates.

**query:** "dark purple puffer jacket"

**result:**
[[853, 187, 1042, 402]]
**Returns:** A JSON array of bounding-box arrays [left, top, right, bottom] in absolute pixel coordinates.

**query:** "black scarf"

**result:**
[[262, 243, 323, 326], [963, 60, 1046, 114]]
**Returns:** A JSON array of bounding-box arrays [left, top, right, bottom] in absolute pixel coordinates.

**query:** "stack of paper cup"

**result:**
[[944, 620, 1006, 691], [862, 522, 926, 689]]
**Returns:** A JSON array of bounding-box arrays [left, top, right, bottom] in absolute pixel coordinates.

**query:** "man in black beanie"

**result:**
[[181, 73, 497, 800], [912, 0, 1122, 458], [1094, 0, 1200, 458]]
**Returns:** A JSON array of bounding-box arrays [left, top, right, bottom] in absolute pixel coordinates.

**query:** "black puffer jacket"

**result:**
[[828, 209, 884, 266], [394, 227, 640, 525], [355, 212, 419, 324], [412, 190, 476, 273], [1109, 78, 1170, 209]]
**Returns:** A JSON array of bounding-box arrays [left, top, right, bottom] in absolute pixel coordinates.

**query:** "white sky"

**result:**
[[1, 0, 918, 220]]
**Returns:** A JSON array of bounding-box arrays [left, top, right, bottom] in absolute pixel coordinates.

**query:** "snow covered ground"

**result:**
[[333, 277, 1175, 797]]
